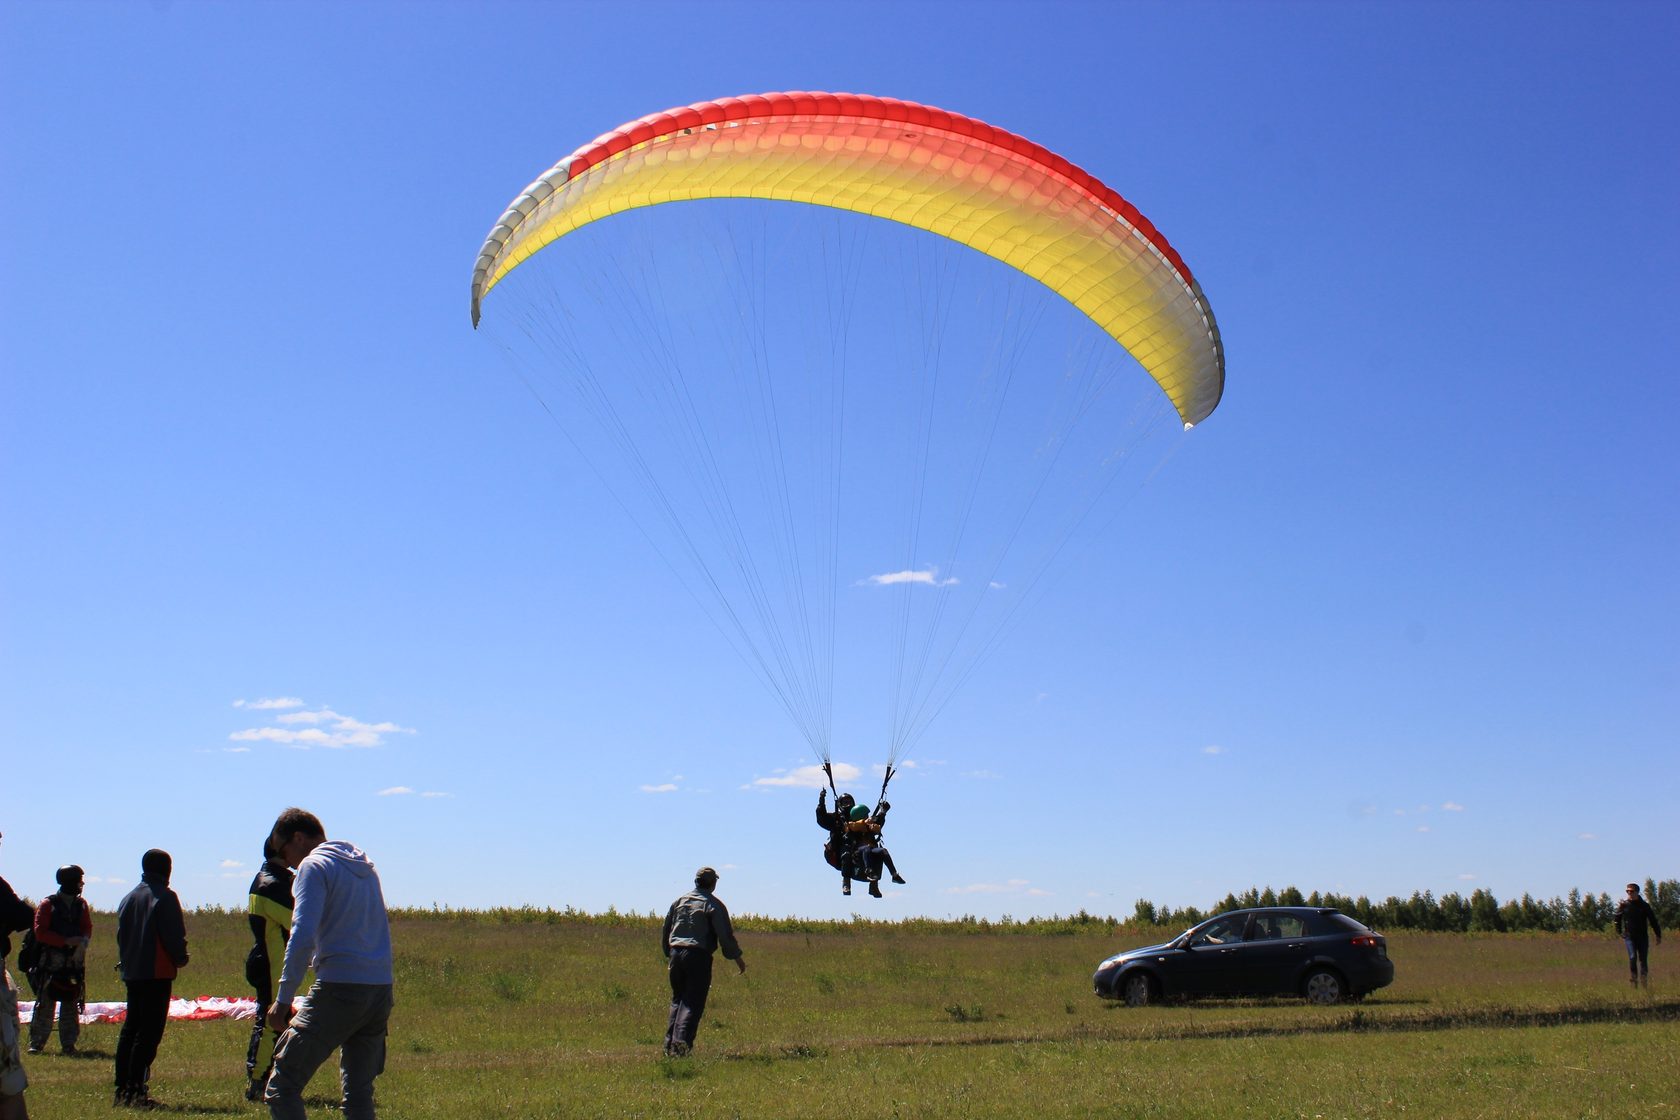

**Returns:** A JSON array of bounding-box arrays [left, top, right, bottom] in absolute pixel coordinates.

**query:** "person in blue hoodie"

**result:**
[[262, 809, 392, 1120]]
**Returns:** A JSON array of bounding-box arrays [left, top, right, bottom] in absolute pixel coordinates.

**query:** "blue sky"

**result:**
[[2, 1, 1674, 921]]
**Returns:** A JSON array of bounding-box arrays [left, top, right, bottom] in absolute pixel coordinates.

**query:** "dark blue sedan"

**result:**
[[1093, 907, 1394, 1006]]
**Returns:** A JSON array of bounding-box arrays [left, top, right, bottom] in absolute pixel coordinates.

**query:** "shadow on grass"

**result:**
[[802, 997, 1680, 1052]]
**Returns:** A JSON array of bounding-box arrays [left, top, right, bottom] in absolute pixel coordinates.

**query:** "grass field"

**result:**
[[15, 910, 1678, 1117]]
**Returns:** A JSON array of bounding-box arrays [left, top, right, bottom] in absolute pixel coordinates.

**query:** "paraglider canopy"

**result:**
[[472, 91, 1224, 428], [470, 91, 1226, 784]]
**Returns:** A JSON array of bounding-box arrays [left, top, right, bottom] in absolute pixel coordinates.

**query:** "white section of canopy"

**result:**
[[18, 996, 260, 1025]]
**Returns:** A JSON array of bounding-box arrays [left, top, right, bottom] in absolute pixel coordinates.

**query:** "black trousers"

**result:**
[[664, 948, 713, 1055], [114, 978, 172, 1091], [247, 972, 278, 1085]]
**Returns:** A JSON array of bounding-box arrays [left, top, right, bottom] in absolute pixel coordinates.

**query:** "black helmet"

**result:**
[[56, 864, 85, 888]]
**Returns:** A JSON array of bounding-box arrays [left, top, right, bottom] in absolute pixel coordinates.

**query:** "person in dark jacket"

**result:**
[[26, 866, 91, 1055], [113, 849, 189, 1109], [1614, 882, 1663, 986], [816, 790, 859, 895], [244, 837, 294, 1101], [660, 867, 745, 1056]]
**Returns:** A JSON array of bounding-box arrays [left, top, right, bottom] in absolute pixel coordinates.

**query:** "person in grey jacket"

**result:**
[[263, 808, 392, 1120], [660, 867, 745, 1056]]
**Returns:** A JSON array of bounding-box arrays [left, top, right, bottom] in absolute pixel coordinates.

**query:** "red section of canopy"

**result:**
[[559, 92, 1194, 288]]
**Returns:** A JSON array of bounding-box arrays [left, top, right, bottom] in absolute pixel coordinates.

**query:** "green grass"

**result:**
[[17, 912, 1678, 1117]]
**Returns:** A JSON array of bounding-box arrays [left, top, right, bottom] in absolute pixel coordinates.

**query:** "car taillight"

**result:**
[[1350, 935, 1379, 948]]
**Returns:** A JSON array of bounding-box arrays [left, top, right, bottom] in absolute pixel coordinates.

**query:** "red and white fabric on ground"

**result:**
[[18, 997, 259, 1025]]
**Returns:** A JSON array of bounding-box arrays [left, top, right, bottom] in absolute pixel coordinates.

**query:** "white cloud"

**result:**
[[233, 697, 304, 710], [1201, 745, 1225, 756], [1578, 832, 1598, 841], [945, 879, 1031, 895], [752, 762, 860, 789], [1441, 801, 1466, 812], [641, 783, 678, 793], [231, 706, 415, 750], [862, 568, 958, 588], [377, 786, 414, 797], [419, 791, 451, 799], [1458, 873, 1477, 881], [224, 746, 251, 754], [989, 581, 1006, 590], [1026, 888, 1053, 897], [1416, 826, 1431, 833], [219, 859, 244, 869]]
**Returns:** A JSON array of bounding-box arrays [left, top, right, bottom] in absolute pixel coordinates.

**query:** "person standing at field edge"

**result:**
[[27, 865, 92, 1055], [244, 835, 294, 1101], [661, 866, 746, 1057], [114, 848, 190, 1110], [264, 808, 393, 1120], [1614, 882, 1662, 987]]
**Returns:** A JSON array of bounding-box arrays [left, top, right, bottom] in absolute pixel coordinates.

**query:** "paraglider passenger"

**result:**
[[26, 865, 91, 1055], [816, 790, 860, 895], [845, 802, 906, 899]]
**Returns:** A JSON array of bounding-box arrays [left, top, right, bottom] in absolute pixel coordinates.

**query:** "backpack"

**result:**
[[16, 927, 40, 974]]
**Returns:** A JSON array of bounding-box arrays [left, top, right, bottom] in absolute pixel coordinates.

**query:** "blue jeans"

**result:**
[[265, 982, 393, 1120], [1625, 936, 1650, 977]]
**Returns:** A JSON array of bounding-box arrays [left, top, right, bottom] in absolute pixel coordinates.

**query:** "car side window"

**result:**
[[1190, 915, 1248, 946], [1269, 914, 1305, 938]]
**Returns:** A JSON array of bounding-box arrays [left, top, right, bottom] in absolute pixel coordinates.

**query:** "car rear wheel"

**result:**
[[1121, 973, 1153, 1007], [1303, 969, 1345, 1005]]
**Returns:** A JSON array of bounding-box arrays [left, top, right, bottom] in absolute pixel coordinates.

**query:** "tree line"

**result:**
[[1130, 877, 1679, 933]]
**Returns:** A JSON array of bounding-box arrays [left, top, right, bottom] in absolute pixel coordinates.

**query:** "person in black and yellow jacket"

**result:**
[[244, 836, 294, 1101]]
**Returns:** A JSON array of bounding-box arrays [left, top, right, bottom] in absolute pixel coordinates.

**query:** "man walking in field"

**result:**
[[1614, 882, 1662, 987], [661, 867, 746, 1056], [264, 808, 392, 1120]]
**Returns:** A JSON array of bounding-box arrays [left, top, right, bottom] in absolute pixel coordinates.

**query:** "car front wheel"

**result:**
[[1121, 973, 1153, 1008], [1303, 969, 1345, 1005]]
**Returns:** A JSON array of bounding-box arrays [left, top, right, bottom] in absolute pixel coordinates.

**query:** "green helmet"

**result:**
[[849, 804, 870, 821]]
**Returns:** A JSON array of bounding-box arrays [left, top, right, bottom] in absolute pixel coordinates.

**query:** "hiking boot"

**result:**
[[890, 874, 906, 885], [868, 881, 882, 898], [27, 1044, 43, 1054], [841, 885, 851, 896], [245, 1079, 264, 1102]]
